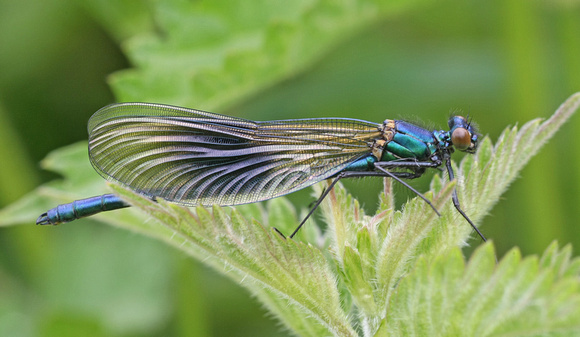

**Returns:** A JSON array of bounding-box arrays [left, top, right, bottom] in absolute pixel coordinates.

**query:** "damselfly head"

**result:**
[[448, 115, 478, 153]]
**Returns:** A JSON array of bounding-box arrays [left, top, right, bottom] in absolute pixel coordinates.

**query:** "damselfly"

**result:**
[[36, 103, 485, 241]]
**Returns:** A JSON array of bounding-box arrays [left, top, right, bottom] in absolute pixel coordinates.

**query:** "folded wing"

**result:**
[[89, 103, 380, 206]]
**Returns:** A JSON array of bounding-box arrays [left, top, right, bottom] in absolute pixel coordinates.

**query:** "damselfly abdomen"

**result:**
[[36, 103, 484, 240]]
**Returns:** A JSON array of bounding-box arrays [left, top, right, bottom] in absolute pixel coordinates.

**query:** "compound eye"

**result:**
[[451, 127, 471, 150]]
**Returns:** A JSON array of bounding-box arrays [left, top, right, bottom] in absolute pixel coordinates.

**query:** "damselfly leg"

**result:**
[[287, 161, 440, 239], [287, 159, 486, 242]]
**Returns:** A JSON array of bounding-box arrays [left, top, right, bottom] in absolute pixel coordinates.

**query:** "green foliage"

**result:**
[[4, 94, 579, 335], [94, 94, 580, 335], [102, 0, 428, 110], [382, 243, 580, 336], [2, 0, 580, 335]]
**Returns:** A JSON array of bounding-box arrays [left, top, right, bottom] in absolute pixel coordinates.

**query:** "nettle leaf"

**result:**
[[109, 183, 357, 337], [107, 0, 429, 109], [102, 94, 580, 335], [382, 243, 580, 336]]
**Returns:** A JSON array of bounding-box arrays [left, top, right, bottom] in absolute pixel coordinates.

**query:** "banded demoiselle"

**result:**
[[36, 103, 485, 241]]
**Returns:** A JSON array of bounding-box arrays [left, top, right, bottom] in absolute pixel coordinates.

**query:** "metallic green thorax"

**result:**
[[375, 120, 440, 162], [365, 116, 478, 166]]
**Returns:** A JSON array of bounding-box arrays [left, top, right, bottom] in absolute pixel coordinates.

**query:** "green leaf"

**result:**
[[342, 245, 378, 315], [110, 184, 357, 336], [383, 243, 580, 336], [99, 0, 430, 109]]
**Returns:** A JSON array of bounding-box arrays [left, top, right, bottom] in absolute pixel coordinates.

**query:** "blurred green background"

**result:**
[[1, 0, 579, 336]]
